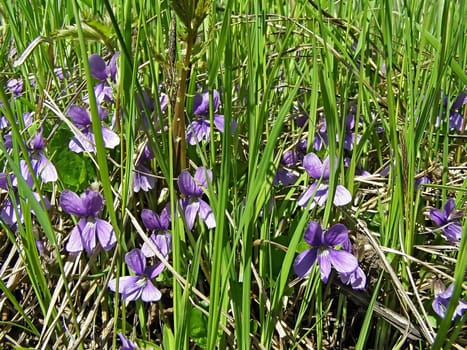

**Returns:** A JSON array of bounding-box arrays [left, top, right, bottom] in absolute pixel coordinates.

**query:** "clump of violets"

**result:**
[[186, 90, 236, 145], [60, 189, 116, 254], [297, 153, 352, 208], [68, 105, 119, 153], [108, 248, 164, 302], [429, 198, 463, 244], [178, 167, 216, 230], [432, 281, 467, 320], [294, 221, 361, 285], [140, 206, 172, 258]]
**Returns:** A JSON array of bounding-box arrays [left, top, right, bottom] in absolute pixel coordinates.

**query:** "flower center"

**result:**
[[136, 276, 147, 288]]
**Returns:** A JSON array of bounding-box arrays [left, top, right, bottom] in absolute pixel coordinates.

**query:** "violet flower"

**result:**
[[60, 189, 116, 254], [6, 78, 23, 97], [186, 90, 236, 145], [134, 145, 156, 192], [178, 167, 216, 230], [436, 92, 467, 131], [21, 129, 57, 183], [117, 333, 136, 350], [297, 152, 352, 208], [68, 105, 119, 153], [293, 221, 358, 283], [339, 266, 366, 290], [141, 206, 172, 258], [432, 282, 467, 320], [343, 108, 361, 151], [83, 82, 114, 105], [447, 92, 466, 131], [108, 248, 163, 302], [0, 173, 48, 230], [274, 149, 301, 186], [313, 116, 328, 151], [429, 198, 463, 243], [89, 52, 119, 83]]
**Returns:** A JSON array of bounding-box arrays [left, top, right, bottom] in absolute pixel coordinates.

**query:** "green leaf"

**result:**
[[189, 307, 208, 348], [163, 325, 175, 350]]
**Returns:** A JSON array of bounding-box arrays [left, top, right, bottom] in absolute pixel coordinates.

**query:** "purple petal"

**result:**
[[108, 52, 119, 82], [159, 207, 170, 227], [193, 90, 220, 115], [32, 154, 57, 183], [430, 208, 446, 227], [147, 262, 166, 279], [159, 93, 169, 112], [281, 150, 299, 167], [303, 153, 324, 179], [108, 275, 139, 294], [182, 199, 200, 230], [92, 82, 114, 104], [141, 280, 162, 302], [317, 249, 332, 282], [178, 170, 202, 196], [141, 233, 172, 258], [89, 54, 108, 80], [304, 221, 323, 247], [133, 167, 155, 192], [80, 220, 97, 254], [101, 127, 120, 149], [199, 198, 216, 229], [324, 223, 349, 247], [0, 173, 12, 190], [293, 248, 317, 277], [297, 183, 318, 208], [117, 333, 136, 350], [69, 129, 96, 153], [66, 226, 85, 254], [340, 266, 366, 290], [95, 218, 116, 251], [449, 112, 463, 130], [443, 199, 456, 217], [213, 114, 225, 132], [31, 130, 45, 150], [454, 300, 467, 318], [141, 209, 163, 230], [332, 185, 352, 206], [125, 248, 146, 275], [346, 112, 355, 130], [328, 249, 358, 274], [60, 190, 87, 216], [443, 222, 461, 243], [0, 198, 21, 228], [194, 167, 211, 189], [274, 168, 298, 186], [313, 184, 330, 207], [81, 190, 104, 217], [69, 105, 91, 128], [321, 156, 334, 179], [451, 92, 467, 110], [19, 160, 34, 187], [186, 119, 210, 145]]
